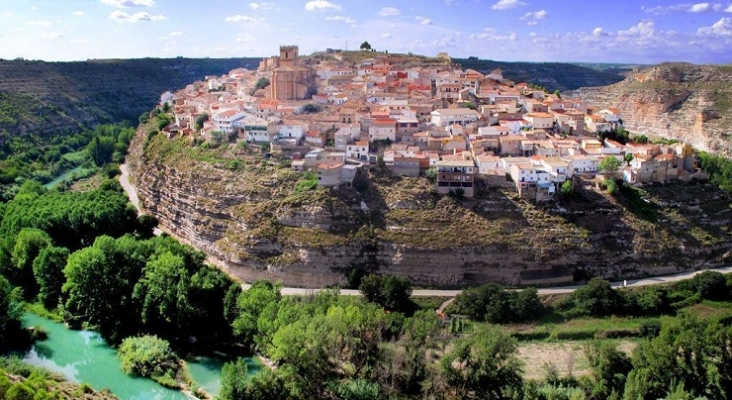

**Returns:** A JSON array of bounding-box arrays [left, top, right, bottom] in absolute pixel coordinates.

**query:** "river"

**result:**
[[43, 165, 83, 189], [20, 314, 261, 400]]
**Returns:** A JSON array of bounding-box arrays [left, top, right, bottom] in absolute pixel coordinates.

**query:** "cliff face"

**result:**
[[128, 131, 732, 289], [566, 63, 732, 155]]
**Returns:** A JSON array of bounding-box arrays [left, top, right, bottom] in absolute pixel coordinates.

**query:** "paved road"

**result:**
[[119, 163, 732, 298], [245, 265, 732, 297]]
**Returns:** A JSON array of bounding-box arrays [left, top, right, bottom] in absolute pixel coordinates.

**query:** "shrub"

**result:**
[[562, 278, 624, 317], [118, 335, 180, 385], [639, 320, 662, 338]]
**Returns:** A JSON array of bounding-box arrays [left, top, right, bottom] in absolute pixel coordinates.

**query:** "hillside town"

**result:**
[[162, 46, 703, 202]]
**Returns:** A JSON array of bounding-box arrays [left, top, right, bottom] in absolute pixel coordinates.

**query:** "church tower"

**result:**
[[279, 45, 299, 67]]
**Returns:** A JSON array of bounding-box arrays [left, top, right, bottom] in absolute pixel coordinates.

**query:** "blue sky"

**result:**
[[1, 0, 731, 64]]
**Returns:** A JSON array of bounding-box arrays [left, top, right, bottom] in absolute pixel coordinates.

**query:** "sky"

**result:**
[[1, 0, 731, 64]]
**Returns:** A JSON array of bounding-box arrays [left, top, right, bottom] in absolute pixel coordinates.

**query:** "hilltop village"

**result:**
[[162, 46, 703, 202]]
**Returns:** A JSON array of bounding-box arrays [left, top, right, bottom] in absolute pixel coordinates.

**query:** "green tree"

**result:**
[[599, 156, 621, 174], [63, 235, 145, 342], [32, 246, 70, 309], [560, 179, 573, 196], [9, 228, 52, 298], [218, 358, 249, 400], [359, 274, 413, 312], [360, 41, 372, 51], [438, 325, 523, 399], [586, 341, 632, 399], [233, 281, 282, 348], [87, 136, 116, 167], [624, 153, 634, 166], [118, 335, 180, 383], [0, 274, 23, 347], [194, 114, 209, 131], [302, 103, 319, 113], [563, 278, 624, 317]]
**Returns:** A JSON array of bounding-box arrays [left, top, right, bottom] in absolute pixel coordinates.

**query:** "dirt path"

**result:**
[[119, 164, 141, 214]]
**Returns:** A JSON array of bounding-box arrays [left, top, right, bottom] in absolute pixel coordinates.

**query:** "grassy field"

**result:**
[[509, 300, 732, 379]]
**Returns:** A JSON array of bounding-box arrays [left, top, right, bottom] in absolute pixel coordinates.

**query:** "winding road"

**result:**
[[119, 164, 732, 298]]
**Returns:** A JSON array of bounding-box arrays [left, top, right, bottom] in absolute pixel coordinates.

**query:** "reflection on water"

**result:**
[[22, 313, 189, 400]]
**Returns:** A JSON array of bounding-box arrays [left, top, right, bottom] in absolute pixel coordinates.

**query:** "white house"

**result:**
[[346, 141, 370, 161], [510, 163, 538, 184], [277, 122, 307, 139], [564, 156, 600, 175], [524, 112, 554, 129], [233, 115, 275, 142], [430, 108, 480, 127], [213, 110, 248, 134], [368, 119, 397, 142]]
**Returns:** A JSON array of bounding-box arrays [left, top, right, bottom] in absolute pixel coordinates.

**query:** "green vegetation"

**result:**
[[446, 283, 543, 323], [0, 123, 133, 200], [699, 151, 732, 192], [118, 335, 181, 389], [358, 274, 413, 313], [598, 156, 621, 174], [0, 358, 117, 399]]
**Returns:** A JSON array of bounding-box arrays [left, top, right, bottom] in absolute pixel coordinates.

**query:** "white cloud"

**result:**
[[169, 31, 183, 36], [474, 28, 518, 41], [30, 6, 39, 11], [725, 4, 732, 12], [248, 2, 274, 10], [382, 33, 392, 38], [72, 11, 85, 17], [109, 10, 167, 22], [101, 0, 155, 7], [304, 0, 341, 11], [698, 17, 732, 35], [378, 7, 400, 17], [225, 15, 265, 22], [39, 32, 64, 39], [593, 27, 611, 37], [521, 10, 548, 20], [642, 2, 723, 14], [70, 38, 87, 43], [619, 20, 655, 36], [492, 0, 526, 10], [416, 16, 433, 25], [325, 15, 355, 23], [25, 20, 52, 26], [690, 3, 711, 12]]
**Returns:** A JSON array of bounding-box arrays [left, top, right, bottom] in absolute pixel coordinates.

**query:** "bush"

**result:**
[[562, 278, 624, 317], [692, 271, 729, 301], [359, 274, 413, 312], [639, 320, 662, 338], [118, 335, 180, 385], [448, 284, 543, 323]]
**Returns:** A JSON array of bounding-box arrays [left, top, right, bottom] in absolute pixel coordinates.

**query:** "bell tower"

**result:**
[[279, 45, 299, 66]]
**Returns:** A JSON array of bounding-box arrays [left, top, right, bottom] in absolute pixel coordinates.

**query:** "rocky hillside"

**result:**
[[0, 58, 259, 140], [453, 58, 626, 91], [128, 129, 732, 289], [566, 63, 732, 155]]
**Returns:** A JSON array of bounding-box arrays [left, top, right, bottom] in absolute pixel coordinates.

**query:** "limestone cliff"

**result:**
[[127, 130, 732, 289], [566, 63, 732, 155]]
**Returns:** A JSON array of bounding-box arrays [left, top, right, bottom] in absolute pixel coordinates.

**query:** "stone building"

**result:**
[[263, 45, 314, 101]]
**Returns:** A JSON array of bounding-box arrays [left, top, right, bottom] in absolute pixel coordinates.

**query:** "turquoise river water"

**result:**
[[20, 313, 261, 400]]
